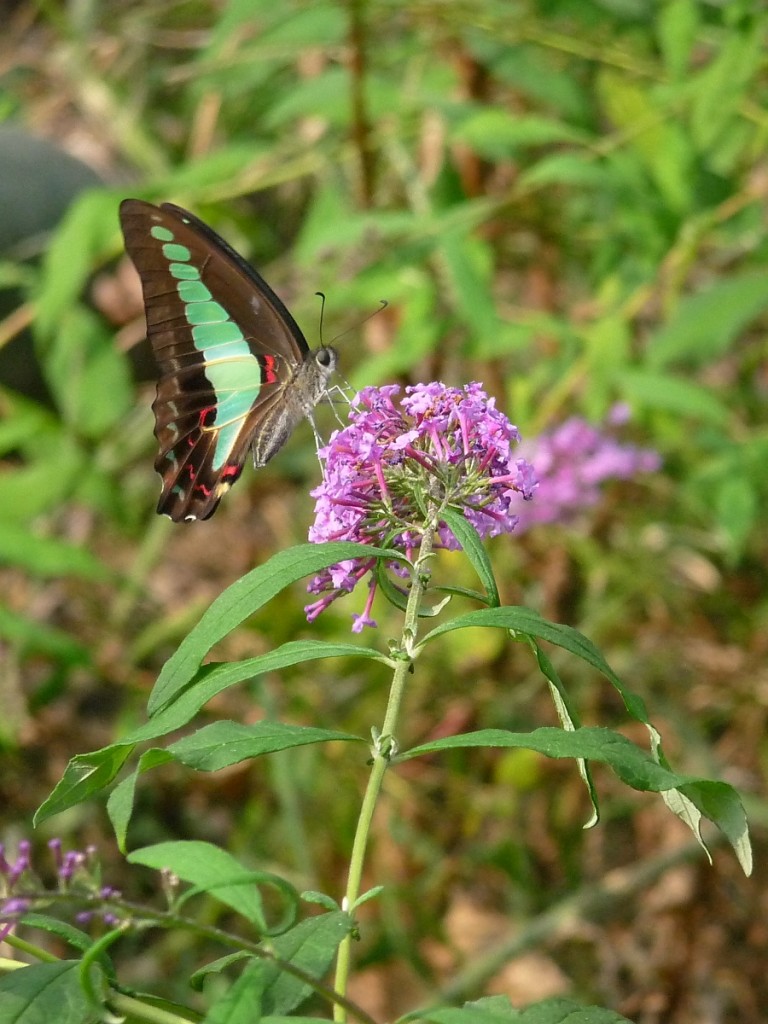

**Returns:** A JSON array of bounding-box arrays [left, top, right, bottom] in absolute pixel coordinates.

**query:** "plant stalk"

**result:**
[[332, 523, 436, 1020]]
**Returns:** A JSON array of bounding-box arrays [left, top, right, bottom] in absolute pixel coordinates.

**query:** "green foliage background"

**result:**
[[0, 1, 765, 1021]]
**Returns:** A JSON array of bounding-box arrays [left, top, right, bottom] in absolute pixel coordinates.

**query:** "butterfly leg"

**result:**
[[306, 412, 328, 478], [324, 382, 353, 428]]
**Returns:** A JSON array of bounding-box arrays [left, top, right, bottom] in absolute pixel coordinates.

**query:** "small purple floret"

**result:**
[[0, 837, 118, 934]]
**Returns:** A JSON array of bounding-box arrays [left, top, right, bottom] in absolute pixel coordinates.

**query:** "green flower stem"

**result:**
[[333, 522, 436, 1021]]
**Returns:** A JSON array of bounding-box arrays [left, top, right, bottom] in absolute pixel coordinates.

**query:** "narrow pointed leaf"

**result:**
[[400, 727, 749, 870], [419, 607, 651, 724], [529, 639, 599, 828], [261, 912, 353, 1015], [167, 721, 361, 771], [129, 841, 298, 931], [0, 962, 100, 1024], [441, 507, 499, 607], [135, 640, 386, 741], [203, 958, 266, 1024], [148, 542, 401, 715], [35, 745, 133, 825]]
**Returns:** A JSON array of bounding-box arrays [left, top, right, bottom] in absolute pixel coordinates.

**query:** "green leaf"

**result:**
[[36, 189, 121, 339], [254, 6, 346, 49], [350, 885, 384, 911], [431, 583, 488, 605], [260, 1019, 330, 1024], [264, 67, 350, 131], [596, 71, 693, 213], [191, 951, 252, 991], [618, 369, 729, 424], [35, 744, 133, 825], [441, 507, 499, 607], [450, 110, 588, 159], [42, 644, 380, 840], [646, 272, 768, 366], [416, 606, 751, 871], [0, 603, 89, 664], [530, 641, 599, 829], [105, 748, 173, 849], [439, 233, 500, 353], [416, 993, 635, 1022], [107, 758, 156, 852], [399, 727, 750, 872], [374, 560, 410, 614], [402, 726, 681, 790], [375, 561, 449, 618], [677, 780, 753, 876], [109, 725, 361, 848], [0, 393, 59, 458], [167, 721, 361, 771], [0, 522, 109, 580], [73, 327, 134, 437], [153, 145, 273, 194], [38, 305, 132, 436], [202, 959, 266, 1024], [714, 476, 757, 561], [129, 841, 298, 931], [657, 0, 700, 78], [147, 542, 401, 716], [0, 438, 88, 521], [0, 962, 100, 1024], [690, 28, 762, 152], [419, 607, 651, 725], [518, 153, 609, 190], [16, 915, 105, 963], [261, 912, 352, 1015], [136, 640, 386, 740], [301, 891, 339, 912]]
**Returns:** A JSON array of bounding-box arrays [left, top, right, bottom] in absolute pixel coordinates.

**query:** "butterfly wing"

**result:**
[[119, 199, 310, 521]]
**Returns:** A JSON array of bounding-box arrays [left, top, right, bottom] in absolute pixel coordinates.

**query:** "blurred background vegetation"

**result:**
[[0, 1, 765, 1021]]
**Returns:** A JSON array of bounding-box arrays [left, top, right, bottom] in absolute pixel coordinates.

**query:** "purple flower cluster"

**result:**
[[305, 382, 536, 630], [0, 840, 33, 936], [515, 405, 661, 532], [0, 838, 120, 938]]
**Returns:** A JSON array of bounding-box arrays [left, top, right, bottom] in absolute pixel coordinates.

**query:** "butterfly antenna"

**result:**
[[315, 291, 327, 347], [314, 291, 389, 348], [326, 298, 389, 348], [315, 296, 389, 422], [332, 300, 389, 405]]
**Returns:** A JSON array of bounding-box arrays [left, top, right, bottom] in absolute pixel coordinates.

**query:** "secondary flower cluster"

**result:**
[[305, 382, 536, 630], [514, 405, 661, 532], [0, 838, 120, 939]]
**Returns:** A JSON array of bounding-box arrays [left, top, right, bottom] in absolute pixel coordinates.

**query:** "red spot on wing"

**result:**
[[220, 463, 242, 482], [261, 355, 278, 384]]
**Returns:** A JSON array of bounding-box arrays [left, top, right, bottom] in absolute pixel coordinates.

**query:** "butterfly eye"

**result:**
[[317, 348, 334, 367]]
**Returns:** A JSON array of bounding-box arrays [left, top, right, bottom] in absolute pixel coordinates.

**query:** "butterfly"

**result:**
[[119, 199, 337, 522]]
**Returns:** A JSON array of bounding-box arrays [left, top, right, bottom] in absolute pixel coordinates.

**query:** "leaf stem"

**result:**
[[332, 523, 436, 1020]]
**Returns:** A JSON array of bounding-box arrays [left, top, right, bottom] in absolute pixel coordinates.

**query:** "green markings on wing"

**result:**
[[150, 214, 266, 468]]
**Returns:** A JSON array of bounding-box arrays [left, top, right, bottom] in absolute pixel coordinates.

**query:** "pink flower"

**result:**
[[305, 382, 536, 628]]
